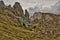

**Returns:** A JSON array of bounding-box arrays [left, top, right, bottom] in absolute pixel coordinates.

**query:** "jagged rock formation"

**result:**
[[25, 9, 30, 22], [0, 1, 5, 8], [0, 1, 31, 28], [25, 9, 29, 19], [0, 1, 60, 40], [0, 1, 5, 11], [13, 2, 24, 17]]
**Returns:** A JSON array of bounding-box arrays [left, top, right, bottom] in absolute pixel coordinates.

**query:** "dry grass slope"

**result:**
[[0, 12, 60, 40]]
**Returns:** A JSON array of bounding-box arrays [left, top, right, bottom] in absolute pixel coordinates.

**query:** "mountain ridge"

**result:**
[[0, 1, 60, 40]]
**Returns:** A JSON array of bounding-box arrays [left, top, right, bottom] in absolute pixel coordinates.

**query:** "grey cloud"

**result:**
[[0, 0, 60, 9]]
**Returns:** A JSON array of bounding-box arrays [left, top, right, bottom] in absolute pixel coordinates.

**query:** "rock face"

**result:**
[[25, 9, 29, 20], [13, 2, 24, 17], [30, 12, 60, 38], [0, 1, 5, 11], [30, 12, 59, 23], [0, 1, 5, 8], [0, 1, 32, 29]]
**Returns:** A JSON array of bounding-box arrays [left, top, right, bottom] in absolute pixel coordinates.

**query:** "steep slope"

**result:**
[[0, 10, 34, 40], [0, 1, 60, 40], [30, 12, 60, 39], [0, 1, 34, 40], [1, 12, 60, 40], [0, 1, 35, 40]]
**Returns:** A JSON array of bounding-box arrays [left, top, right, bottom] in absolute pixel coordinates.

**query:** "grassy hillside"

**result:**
[[0, 12, 60, 40], [0, 12, 34, 40], [0, 1, 60, 40]]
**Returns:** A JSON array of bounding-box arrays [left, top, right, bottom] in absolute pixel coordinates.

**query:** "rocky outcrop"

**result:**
[[0, 1, 60, 40], [30, 12, 60, 38], [25, 9, 29, 18], [30, 12, 59, 23], [0, 1, 32, 30], [13, 2, 24, 17], [0, 1, 5, 9], [25, 9, 29, 20]]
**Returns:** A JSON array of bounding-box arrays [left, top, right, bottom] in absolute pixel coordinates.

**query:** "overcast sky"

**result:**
[[1, 0, 59, 9]]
